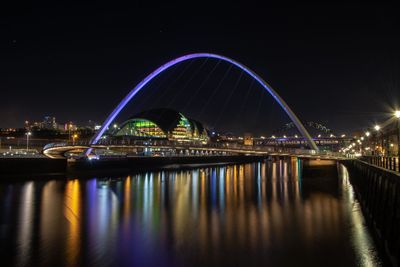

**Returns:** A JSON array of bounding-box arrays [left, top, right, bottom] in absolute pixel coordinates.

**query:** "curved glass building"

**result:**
[[114, 108, 209, 143]]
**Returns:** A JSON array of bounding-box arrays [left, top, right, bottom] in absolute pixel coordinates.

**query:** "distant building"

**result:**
[[24, 116, 57, 130], [83, 120, 98, 130], [64, 122, 78, 131], [243, 133, 253, 146], [113, 108, 209, 143], [42, 116, 57, 130]]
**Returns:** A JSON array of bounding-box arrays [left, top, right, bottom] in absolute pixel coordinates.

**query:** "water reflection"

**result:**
[[0, 159, 382, 267], [16, 182, 34, 267]]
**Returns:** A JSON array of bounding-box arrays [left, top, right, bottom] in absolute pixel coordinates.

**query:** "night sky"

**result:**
[[1, 2, 400, 135]]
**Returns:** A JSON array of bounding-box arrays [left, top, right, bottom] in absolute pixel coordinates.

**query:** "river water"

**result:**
[[0, 159, 382, 267]]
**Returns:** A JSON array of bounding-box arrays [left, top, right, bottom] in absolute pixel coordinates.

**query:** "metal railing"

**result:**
[[360, 156, 399, 173], [344, 160, 400, 265], [0, 148, 44, 158]]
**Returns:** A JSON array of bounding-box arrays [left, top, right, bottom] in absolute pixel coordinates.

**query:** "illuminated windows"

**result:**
[[116, 119, 166, 138], [114, 109, 209, 143]]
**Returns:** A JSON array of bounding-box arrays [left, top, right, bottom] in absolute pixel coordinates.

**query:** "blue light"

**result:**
[[87, 53, 318, 155]]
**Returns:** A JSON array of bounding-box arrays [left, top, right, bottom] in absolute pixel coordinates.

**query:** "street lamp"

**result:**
[[72, 134, 78, 145], [374, 125, 384, 156], [68, 123, 73, 142], [26, 131, 32, 150], [395, 111, 400, 161]]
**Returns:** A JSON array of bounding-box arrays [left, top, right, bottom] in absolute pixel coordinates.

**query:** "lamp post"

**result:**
[[363, 131, 370, 155], [68, 123, 73, 143], [72, 134, 78, 145], [395, 110, 400, 169], [374, 125, 381, 155], [26, 131, 32, 151]]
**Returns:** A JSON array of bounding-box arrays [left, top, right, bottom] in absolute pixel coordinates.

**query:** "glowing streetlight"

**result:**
[[26, 131, 32, 150], [395, 111, 400, 158], [374, 125, 384, 156], [72, 134, 78, 145], [68, 123, 73, 142], [365, 131, 370, 137]]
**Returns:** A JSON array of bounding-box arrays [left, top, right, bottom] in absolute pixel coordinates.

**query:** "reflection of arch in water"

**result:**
[[88, 53, 318, 153]]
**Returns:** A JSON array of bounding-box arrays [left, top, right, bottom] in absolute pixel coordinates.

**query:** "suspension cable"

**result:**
[[211, 70, 244, 128], [181, 60, 221, 113], [195, 64, 233, 120]]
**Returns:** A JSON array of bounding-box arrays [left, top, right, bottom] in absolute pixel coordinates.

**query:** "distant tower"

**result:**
[[43, 116, 57, 129], [243, 133, 253, 146]]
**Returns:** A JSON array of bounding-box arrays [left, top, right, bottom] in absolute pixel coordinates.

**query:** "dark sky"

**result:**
[[1, 2, 400, 135]]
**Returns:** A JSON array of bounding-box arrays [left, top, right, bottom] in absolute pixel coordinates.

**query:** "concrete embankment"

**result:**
[[68, 155, 268, 175], [0, 158, 67, 178], [0, 155, 268, 178], [343, 160, 400, 267]]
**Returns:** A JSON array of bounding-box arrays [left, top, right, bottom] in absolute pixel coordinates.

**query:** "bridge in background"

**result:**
[[86, 53, 319, 152], [40, 52, 362, 162], [42, 140, 344, 160]]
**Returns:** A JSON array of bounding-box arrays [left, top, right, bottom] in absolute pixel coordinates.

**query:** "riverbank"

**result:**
[[0, 155, 269, 179], [0, 157, 67, 177], [343, 160, 400, 267]]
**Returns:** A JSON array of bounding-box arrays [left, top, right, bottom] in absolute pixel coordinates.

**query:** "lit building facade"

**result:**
[[114, 108, 209, 143]]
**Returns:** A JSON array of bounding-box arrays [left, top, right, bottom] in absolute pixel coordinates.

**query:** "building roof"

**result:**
[[124, 108, 207, 134], [130, 108, 182, 133]]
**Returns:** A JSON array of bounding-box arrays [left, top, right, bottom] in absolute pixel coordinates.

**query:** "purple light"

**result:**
[[87, 53, 318, 155]]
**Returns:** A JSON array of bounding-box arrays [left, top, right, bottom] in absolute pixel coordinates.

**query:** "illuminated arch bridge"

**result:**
[[44, 52, 321, 158]]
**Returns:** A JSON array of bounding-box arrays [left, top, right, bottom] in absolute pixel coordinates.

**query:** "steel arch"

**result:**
[[88, 53, 318, 153]]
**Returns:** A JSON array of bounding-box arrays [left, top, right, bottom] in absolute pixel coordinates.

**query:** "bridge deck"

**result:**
[[42, 143, 345, 160]]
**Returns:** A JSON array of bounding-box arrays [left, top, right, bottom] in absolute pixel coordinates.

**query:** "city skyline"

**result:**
[[1, 2, 400, 133], [1, 3, 400, 267]]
